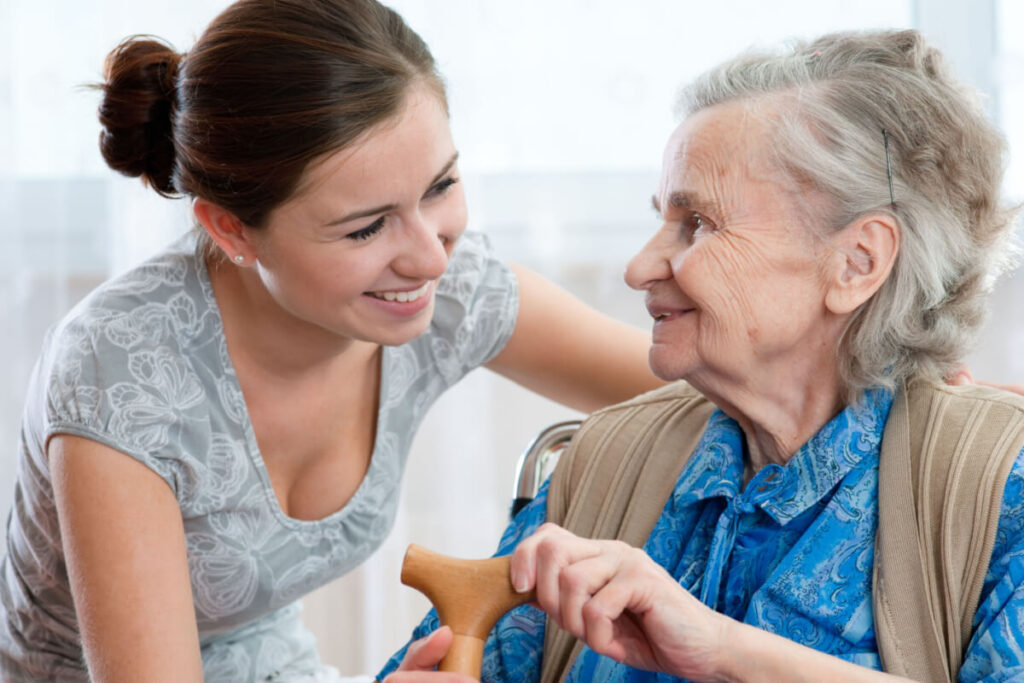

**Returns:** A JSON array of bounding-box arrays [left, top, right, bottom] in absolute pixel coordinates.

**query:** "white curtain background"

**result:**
[[1, 0, 1021, 676]]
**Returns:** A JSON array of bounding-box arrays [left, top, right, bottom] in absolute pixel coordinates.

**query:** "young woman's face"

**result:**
[[247, 83, 467, 347]]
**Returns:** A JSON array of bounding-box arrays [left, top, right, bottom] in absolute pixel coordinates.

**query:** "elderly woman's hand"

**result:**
[[381, 626, 476, 683], [509, 523, 731, 681]]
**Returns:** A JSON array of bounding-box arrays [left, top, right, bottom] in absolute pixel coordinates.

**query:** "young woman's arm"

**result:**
[[49, 435, 203, 683], [486, 264, 663, 413]]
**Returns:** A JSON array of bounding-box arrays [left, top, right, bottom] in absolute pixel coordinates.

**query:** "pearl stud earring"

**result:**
[[233, 254, 244, 264]]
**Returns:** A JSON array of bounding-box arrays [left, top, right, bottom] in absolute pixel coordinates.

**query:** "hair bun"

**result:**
[[97, 36, 182, 196]]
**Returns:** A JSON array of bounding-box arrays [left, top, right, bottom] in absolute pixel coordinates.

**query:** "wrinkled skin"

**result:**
[[625, 102, 841, 402], [625, 102, 850, 463]]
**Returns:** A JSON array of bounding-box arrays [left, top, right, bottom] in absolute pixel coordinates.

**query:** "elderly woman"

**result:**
[[380, 29, 1024, 682]]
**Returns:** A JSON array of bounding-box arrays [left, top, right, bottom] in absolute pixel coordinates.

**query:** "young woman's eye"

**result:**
[[426, 176, 459, 198], [346, 216, 385, 241]]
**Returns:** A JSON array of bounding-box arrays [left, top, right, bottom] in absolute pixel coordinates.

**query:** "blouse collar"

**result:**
[[673, 388, 894, 525]]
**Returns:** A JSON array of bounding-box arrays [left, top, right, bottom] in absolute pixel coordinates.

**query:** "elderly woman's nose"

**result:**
[[625, 235, 673, 291]]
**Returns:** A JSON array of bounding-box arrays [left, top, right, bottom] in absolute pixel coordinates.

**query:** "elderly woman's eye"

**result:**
[[684, 212, 715, 234]]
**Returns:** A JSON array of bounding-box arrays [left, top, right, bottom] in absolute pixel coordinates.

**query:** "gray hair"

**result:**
[[678, 29, 1018, 397]]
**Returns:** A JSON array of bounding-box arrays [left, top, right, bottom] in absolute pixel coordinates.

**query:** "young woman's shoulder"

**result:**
[[63, 232, 208, 343], [426, 231, 519, 379]]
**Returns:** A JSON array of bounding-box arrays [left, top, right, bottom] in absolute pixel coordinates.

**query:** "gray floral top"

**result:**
[[0, 231, 518, 682]]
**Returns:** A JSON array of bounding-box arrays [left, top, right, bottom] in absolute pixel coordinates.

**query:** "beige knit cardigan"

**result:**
[[539, 380, 1024, 683]]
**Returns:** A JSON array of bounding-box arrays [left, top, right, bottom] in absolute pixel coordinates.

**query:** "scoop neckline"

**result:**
[[192, 238, 390, 530]]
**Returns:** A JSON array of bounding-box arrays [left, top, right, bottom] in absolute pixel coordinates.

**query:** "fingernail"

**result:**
[[511, 571, 528, 593]]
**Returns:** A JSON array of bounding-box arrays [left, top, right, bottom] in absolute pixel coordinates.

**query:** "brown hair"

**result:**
[[97, 0, 445, 228]]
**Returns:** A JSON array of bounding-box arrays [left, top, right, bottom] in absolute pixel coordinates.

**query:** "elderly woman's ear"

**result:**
[[822, 213, 900, 316]]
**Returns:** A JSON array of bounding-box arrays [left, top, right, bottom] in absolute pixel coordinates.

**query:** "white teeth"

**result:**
[[371, 282, 430, 303]]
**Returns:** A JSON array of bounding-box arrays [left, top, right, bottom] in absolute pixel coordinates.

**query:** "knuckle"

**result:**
[[536, 522, 565, 537], [581, 598, 606, 623], [535, 538, 566, 565], [611, 540, 634, 556], [558, 564, 586, 593]]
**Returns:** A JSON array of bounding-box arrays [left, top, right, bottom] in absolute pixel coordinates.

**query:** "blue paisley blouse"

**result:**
[[380, 388, 1024, 682]]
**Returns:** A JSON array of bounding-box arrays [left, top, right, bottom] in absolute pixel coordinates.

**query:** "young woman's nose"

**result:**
[[394, 215, 450, 280], [624, 230, 675, 291]]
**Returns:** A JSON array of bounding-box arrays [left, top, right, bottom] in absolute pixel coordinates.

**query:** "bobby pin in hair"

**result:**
[[882, 129, 895, 204]]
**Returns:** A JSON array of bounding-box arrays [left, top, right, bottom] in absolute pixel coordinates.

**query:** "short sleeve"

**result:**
[[42, 312, 200, 496], [38, 246, 212, 498], [427, 232, 519, 387], [960, 447, 1024, 681]]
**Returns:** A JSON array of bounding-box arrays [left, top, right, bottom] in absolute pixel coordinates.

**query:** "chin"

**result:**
[[647, 346, 694, 382], [371, 319, 433, 347], [348, 298, 436, 347]]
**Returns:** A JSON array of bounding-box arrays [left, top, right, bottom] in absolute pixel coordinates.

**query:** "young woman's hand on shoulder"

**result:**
[[49, 435, 203, 683]]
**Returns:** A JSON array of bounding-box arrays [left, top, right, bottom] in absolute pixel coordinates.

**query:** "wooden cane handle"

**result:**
[[401, 544, 536, 678]]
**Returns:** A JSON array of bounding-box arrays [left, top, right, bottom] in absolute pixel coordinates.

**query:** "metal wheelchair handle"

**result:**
[[511, 420, 581, 518]]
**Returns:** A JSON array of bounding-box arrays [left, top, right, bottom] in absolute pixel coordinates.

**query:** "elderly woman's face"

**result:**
[[625, 102, 837, 387]]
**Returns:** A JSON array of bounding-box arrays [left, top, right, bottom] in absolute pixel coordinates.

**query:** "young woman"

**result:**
[[0, 1, 659, 681]]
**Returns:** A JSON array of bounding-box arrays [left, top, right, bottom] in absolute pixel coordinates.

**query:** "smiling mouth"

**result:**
[[367, 282, 431, 303], [652, 309, 694, 321]]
